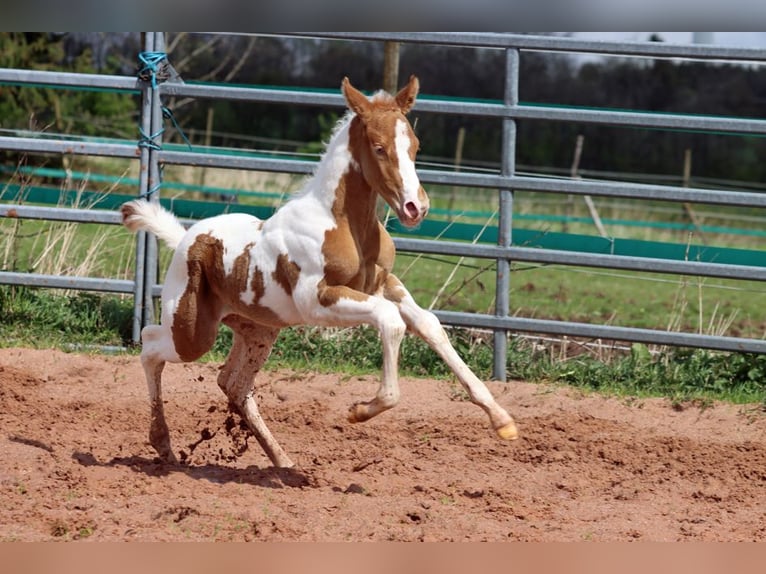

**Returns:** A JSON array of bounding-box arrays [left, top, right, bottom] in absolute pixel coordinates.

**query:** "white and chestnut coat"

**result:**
[[121, 76, 517, 468]]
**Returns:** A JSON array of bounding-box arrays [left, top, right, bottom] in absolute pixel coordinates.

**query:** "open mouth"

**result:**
[[396, 198, 428, 228], [396, 207, 427, 228]]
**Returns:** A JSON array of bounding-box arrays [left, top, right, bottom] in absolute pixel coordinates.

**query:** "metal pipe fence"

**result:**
[[2, 32, 766, 378]]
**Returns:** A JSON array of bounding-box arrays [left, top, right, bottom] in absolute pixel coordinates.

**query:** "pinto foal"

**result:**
[[121, 76, 517, 468]]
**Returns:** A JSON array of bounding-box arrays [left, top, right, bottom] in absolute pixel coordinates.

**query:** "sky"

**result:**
[[572, 32, 766, 49]]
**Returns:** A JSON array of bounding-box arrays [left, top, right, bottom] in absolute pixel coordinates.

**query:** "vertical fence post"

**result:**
[[142, 31, 165, 329], [131, 32, 155, 343], [492, 47, 519, 381]]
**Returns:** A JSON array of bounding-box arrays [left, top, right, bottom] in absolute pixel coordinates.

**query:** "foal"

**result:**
[[121, 76, 517, 468]]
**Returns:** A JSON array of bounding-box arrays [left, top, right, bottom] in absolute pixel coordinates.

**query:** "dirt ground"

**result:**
[[1, 346, 765, 541]]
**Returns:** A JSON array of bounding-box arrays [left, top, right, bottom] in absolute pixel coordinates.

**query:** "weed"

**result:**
[[50, 519, 68, 538], [75, 524, 95, 540]]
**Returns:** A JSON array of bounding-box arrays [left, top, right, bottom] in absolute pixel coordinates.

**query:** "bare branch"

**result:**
[[222, 36, 257, 83]]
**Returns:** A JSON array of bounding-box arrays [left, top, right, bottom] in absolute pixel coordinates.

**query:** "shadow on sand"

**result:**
[[72, 451, 313, 489]]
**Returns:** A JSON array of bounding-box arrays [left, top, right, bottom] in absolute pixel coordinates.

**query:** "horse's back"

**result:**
[[184, 212, 263, 241]]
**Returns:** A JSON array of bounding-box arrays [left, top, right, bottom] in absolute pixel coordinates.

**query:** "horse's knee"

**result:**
[[378, 306, 407, 347], [141, 325, 180, 366]]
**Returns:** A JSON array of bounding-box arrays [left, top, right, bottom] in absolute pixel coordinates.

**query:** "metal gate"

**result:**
[[2, 32, 766, 381]]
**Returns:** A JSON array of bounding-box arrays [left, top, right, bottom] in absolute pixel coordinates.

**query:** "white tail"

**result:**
[[120, 199, 187, 250]]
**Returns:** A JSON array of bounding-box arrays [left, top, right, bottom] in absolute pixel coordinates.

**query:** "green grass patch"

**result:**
[[0, 285, 132, 347], [2, 286, 765, 407], [544, 343, 766, 405]]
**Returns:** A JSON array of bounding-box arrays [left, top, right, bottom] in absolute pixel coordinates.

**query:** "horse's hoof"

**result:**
[[347, 404, 363, 423], [496, 421, 519, 441]]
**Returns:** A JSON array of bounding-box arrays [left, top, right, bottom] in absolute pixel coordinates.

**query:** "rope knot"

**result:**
[[137, 51, 171, 88]]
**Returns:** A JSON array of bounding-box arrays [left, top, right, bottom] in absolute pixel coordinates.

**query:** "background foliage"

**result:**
[[2, 32, 766, 184]]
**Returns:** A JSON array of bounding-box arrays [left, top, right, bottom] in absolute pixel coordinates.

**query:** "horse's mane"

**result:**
[[289, 90, 401, 203]]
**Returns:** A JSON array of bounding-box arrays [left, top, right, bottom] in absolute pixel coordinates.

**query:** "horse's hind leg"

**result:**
[[218, 316, 293, 468], [383, 275, 518, 440], [140, 305, 220, 463], [140, 324, 180, 462]]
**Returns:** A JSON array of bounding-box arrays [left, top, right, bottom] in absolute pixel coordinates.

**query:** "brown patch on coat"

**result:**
[[383, 274, 407, 304], [273, 253, 301, 296], [317, 278, 370, 307], [172, 234, 224, 362], [119, 202, 136, 224], [320, 165, 397, 309], [172, 233, 286, 361]]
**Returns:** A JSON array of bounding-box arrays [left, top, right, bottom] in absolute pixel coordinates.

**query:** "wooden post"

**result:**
[[447, 126, 466, 219], [197, 106, 214, 192], [569, 135, 608, 238], [383, 41, 400, 93], [681, 148, 706, 243], [682, 147, 692, 187], [564, 134, 584, 232]]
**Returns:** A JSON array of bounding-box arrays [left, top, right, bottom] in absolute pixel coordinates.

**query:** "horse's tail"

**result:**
[[120, 199, 187, 250]]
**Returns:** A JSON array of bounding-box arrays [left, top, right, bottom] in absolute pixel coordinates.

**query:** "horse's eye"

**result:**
[[373, 144, 386, 157]]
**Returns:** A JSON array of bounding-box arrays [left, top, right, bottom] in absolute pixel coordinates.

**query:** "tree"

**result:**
[[0, 33, 136, 139]]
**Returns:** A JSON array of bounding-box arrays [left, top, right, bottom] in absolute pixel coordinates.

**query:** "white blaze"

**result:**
[[394, 119, 421, 203]]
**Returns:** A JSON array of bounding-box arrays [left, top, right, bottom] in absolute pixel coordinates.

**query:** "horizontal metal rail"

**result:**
[[7, 65, 766, 134], [161, 81, 766, 134], [0, 271, 134, 294], [0, 67, 140, 91], [159, 149, 315, 174], [421, 172, 766, 208], [0, 136, 139, 159], [279, 32, 766, 62], [5, 203, 763, 283], [393, 238, 766, 281], [434, 311, 766, 354], [0, 203, 124, 224]]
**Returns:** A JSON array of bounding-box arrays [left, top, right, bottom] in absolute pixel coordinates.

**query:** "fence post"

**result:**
[[131, 32, 156, 343], [142, 31, 165, 329], [493, 47, 519, 381], [131, 31, 166, 341]]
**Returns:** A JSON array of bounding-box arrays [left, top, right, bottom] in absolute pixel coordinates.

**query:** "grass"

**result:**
[[0, 285, 133, 347]]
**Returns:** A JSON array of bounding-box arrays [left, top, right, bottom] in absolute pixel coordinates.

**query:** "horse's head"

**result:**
[[342, 75, 429, 228]]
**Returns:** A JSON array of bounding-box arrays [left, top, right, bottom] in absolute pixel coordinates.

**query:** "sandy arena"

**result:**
[[1, 347, 765, 541]]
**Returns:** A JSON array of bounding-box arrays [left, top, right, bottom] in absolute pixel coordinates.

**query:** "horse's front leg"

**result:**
[[383, 274, 518, 440], [312, 284, 406, 423]]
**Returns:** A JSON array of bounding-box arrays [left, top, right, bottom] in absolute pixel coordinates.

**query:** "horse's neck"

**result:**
[[300, 116, 378, 229]]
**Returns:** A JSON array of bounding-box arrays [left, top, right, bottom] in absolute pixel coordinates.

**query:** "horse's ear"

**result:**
[[342, 77, 371, 120], [395, 74, 419, 114]]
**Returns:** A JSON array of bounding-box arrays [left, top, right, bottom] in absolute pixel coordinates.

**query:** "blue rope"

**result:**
[[162, 106, 192, 150], [139, 163, 165, 199], [137, 51, 168, 89], [135, 51, 193, 199], [137, 126, 164, 151], [139, 182, 162, 199]]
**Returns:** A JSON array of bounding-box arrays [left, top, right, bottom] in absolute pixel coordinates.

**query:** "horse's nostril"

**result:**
[[404, 201, 420, 219]]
